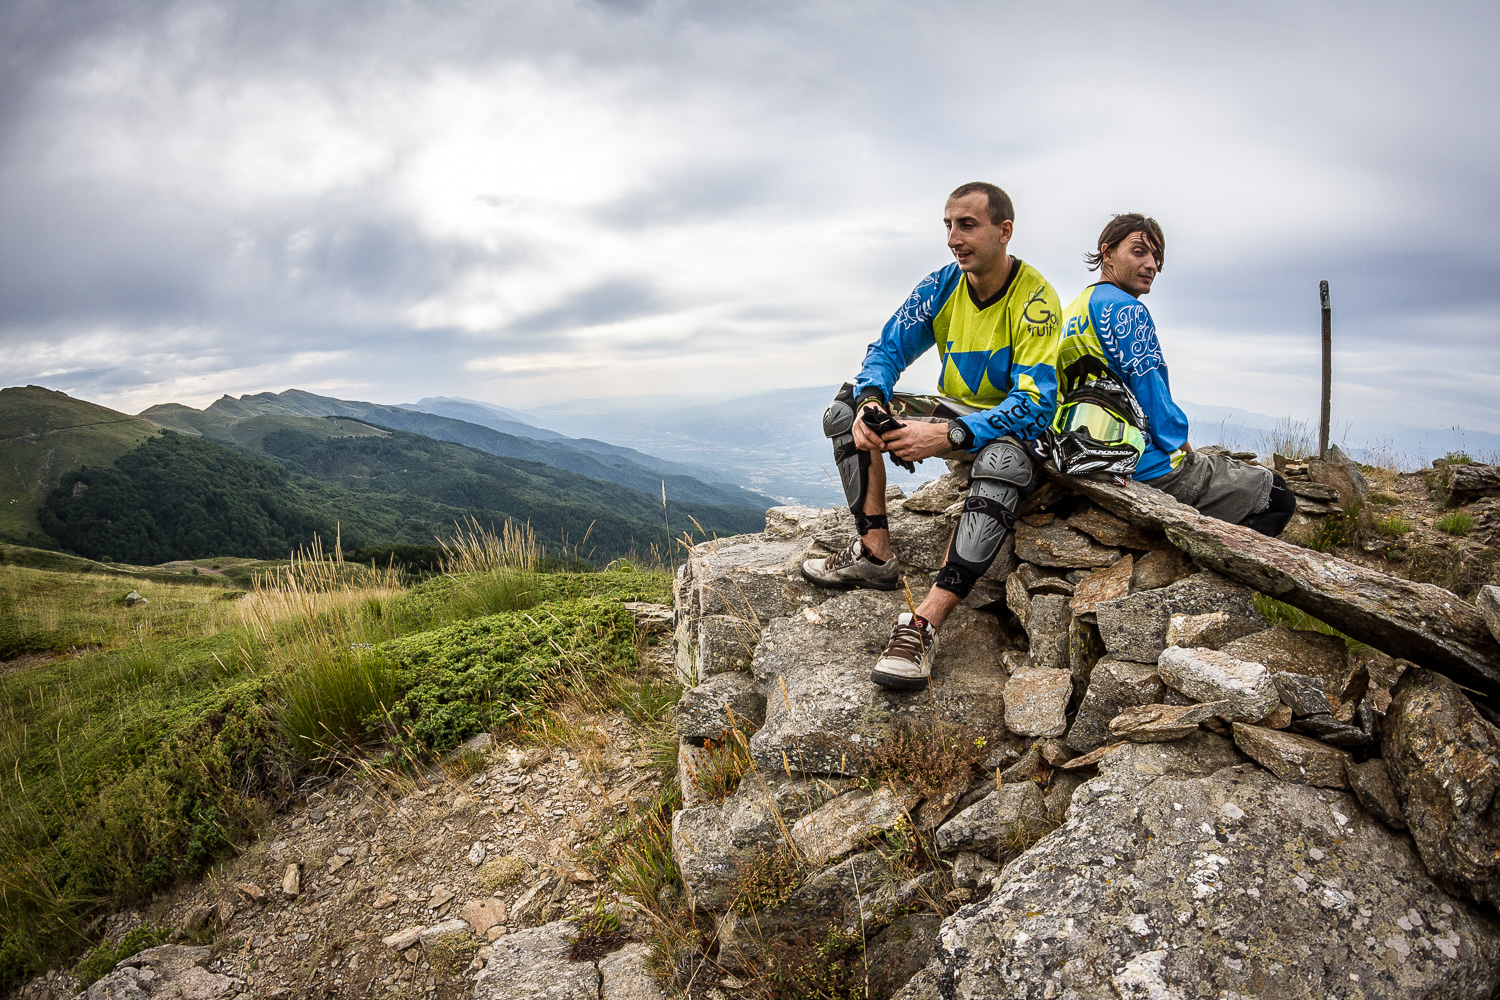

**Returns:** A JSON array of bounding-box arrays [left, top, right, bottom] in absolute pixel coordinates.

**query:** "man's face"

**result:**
[[1101, 232, 1160, 296], [944, 193, 1012, 274]]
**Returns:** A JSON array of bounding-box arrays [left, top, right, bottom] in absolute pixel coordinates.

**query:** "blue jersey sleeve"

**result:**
[[1089, 290, 1189, 460], [853, 266, 962, 404], [958, 357, 1059, 448]]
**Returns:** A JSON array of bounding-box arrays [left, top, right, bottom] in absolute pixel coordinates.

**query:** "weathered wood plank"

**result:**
[[1054, 473, 1500, 700]]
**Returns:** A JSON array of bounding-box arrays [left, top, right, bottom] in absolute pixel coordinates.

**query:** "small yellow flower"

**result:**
[[974, 737, 988, 749]]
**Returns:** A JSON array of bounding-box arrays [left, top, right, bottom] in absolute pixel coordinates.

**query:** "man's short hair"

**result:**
[[948, 182, 1015, 225], [1085, 213, 1165, 271]]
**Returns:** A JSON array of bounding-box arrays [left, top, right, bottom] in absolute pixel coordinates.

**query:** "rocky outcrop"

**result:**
[[905, 736, 1500, 999], [664, 468, 1500, 999], [1061, 474, 1500, 698], [79, 946, 235, 1000], [1384, 669, 1500, 909]]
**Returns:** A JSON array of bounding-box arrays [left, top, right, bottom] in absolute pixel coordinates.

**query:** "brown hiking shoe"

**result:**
[[870, 612, 937, 691]]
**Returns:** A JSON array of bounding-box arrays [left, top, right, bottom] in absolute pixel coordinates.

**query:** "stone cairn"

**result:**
[[668, 467, 1500, 999]]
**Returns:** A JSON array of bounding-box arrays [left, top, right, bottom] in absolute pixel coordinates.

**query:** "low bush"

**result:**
[[862, 717, 987, 797], [73, 925, 169, 987], [1435, 512, 1475, 537], [1373, 515, 1413, 538]]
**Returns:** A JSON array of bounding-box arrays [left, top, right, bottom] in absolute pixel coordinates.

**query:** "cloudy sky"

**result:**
[[3, 0, 1497, 435]]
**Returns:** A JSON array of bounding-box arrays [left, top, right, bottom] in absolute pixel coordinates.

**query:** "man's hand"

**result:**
[[852, 405, 889, 452], [882, 420, 952, 462]]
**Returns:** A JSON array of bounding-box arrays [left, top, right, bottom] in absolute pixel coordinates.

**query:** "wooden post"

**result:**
[[1319, 280, 1331, 459]]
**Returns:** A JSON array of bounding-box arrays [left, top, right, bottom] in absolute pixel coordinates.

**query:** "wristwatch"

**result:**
[[946, 419, 974, 451]]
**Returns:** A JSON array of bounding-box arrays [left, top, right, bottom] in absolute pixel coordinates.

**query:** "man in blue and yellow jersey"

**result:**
[[801, 182, 1062, 691], [1057, 213, 1295, 535]]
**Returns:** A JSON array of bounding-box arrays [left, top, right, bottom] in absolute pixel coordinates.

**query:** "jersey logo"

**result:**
[[1021, 288, 1057, 333]]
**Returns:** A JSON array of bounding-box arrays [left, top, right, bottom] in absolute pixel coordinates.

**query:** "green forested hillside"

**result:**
[[0, 386, 159, 544], [39, 429, 763, 564]]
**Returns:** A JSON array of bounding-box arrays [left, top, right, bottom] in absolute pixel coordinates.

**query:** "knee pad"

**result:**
[[824, 384, 871, 519], [937, 440, 1031, 597]]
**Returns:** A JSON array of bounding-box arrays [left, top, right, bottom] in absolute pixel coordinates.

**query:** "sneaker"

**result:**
[[870, 613, 937, 690], [800, 537, 901, 591]]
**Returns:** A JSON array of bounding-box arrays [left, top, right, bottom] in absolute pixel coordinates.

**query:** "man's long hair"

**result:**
[[1085, 213, 1165, 270]]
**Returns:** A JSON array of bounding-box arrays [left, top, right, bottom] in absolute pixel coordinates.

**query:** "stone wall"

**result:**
[[668, 469, 1500, 999]]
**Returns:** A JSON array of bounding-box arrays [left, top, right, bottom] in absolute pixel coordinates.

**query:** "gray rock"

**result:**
[[1096, 571, 1264, 663], [1064, 506, 1162, 549], [1289, 713, 1370, 746], [1025, 593, 1070, 671], [1163, 611, 1245, 649], [675, 672, 765, 746], [1308, 444, 1371, 506], [280, 863, 300, 897], [1441, 461, 1500, 504], [685, 532, 824, 625], [694, 614, 759, 678], [1066, 613, 1105, 702], [1383, 669, 1500, 908], [122, 590, 148, 607], [1002, 668, 1072, 738], [1346, 758, 1407, 830], [866, 914, 942, 1000], [1479, 585, 1500, 645], [475, 920, 599, 1000], [1129, 546, 1195, 590], [1232, 722, 1350, 788], [1068, 555, 1132, 614], [1014, 561, 1074, 595], [81, 946, 233, 1000], [934, 781, 1050, 856], [1222, 625, 1350, 688], [599, 942, 666, 1000], [1156, 646, 1280, 721], [748, 590, 1007, 777], [1014, 517, 1123, 568], [1272, 670, 1333, 716], [789, 786, 919, 867], [1043, 771, 1087, 824], [902, 472, 965, 513], [1004, 571, 1030, 629], [1107, 700, 1229, 742], [923, 735, 1500, 999], [1066, 657, 1164, 754]]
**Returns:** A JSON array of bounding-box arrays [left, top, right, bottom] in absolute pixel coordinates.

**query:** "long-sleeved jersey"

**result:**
[[853, 260, 1062, 449], [1056, 281, 1189, 480]]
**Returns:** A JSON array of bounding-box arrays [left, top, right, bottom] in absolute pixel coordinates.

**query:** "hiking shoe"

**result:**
[[800, 537, 901, 590], [870, 613, 937, 690]]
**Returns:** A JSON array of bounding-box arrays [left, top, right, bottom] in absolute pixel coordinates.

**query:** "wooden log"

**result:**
[[1054, 473, 1500, 700]]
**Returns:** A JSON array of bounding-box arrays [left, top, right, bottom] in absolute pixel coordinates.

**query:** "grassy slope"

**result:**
[[0, 553, 672, 989], [0, 387, 158, 543]]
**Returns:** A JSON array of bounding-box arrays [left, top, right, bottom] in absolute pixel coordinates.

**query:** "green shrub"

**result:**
[[74, 925, 168, 987], [1444, 451, 1474, 465], [1435, 512, 1475, 537], [1253, 593, 1363, 650], [1368, 491, 1401, 505], [381, 597, 639, 756], [1373, 515, 1412, 538], [275, 649, 398, 766], [1306, 511, 1355, 552]]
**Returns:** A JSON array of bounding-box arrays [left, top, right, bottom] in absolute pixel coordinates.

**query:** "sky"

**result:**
[[2, 0, 1498, 436]]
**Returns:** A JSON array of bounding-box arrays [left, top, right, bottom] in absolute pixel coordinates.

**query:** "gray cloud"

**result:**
[[0, 0, 1495, 432]]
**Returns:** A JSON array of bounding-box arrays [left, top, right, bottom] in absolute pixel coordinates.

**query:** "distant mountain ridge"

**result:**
[[144, 389, 774, 511]]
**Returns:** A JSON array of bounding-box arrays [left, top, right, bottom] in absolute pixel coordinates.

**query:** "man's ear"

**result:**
[[999, 219, 1014, 242]]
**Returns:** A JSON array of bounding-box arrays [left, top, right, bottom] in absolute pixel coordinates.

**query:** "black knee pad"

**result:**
[[936, 439, 1032, 598], [824, 383, 871, 519]]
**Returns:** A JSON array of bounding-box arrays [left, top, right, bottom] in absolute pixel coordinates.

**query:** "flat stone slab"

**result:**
[[676, 671, 765, 746], [920, 735, 1500, 999], [1272, 670, 1333, 716], [1066, 657, 1164, 753], [1164, 611, 1244, 649], [790, 785, 920, 866], [1026, 593, 1070, 671], [749, 590, 1007, 777], [1478, 585, 1500, 645], [1130, 547, 1195, 590], [1069, 555, 1133, 615], [1345, 758, 1406, 830], [475, 921, 600, 1000], [1108, 700, 1229, 742], [934, 781, 1050, 855], [1096, 570, 1264, 663], [1232, 722, 1350, 788], [1003, 667, 1072, 738], [1015, 517, 1123, 568], [1065, 506, 1163, 549], [1220, 626, 1349, 687], [1156, 646, 1280, 721]]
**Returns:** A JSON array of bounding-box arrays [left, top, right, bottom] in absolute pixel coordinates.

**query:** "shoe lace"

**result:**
[[884, 621, 930, 662], [823, 537, 863, 572]]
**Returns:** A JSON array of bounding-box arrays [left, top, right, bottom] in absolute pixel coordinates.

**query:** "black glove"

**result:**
[[861, 405, 916, 473]]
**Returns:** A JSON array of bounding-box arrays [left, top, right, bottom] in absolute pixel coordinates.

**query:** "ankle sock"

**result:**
[[862, 549, 887, 565]]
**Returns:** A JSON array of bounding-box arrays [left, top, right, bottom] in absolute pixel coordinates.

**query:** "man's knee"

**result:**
[[936, 439, 1032, 598], [823, 384, 856, 440]]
